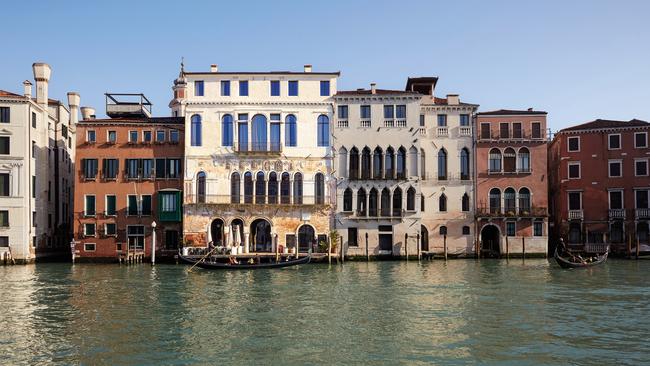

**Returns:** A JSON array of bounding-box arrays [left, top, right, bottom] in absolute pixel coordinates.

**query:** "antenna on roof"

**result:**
[[180, 57, 185, 75]]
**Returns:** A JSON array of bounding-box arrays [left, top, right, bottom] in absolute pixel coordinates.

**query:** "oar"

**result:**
[[187, 246, 219, 273]]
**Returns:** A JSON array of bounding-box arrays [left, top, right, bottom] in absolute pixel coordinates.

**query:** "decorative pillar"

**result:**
[[244, 232, 250, 253]]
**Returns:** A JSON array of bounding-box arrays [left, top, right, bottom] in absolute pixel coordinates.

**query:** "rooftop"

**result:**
[[560, 118, 650, 132], [335, 89, 421, 96], [477, 109, 547, 116], [80, 116, 184, 124], [405, 77, 439, 95]]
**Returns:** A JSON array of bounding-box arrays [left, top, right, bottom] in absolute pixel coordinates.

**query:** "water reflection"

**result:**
[[1, 260, 649, 365]]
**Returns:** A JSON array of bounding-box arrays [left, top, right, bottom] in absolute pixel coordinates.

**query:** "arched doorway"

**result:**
[[298, 225, 315, 252], [481, 224, 501, 257], [420, 225, 429, 251], [251, 219, 272, 252], [210, 219, 225, 246]]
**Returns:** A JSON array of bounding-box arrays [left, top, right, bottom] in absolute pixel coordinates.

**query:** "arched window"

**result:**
[[255, 171, 266, 204], [268, 172, 278, 204], [280, 172, 291, 204], [397, 147, 407, 179], [489, 148, 502, 173], [244, 172, 253, 203], [381, 188, 391, 216], [222, 114, 233, 146], [440, 226, 447, 236], [285, 114, 297, 147], [504, 187, 516, 214], [409, 146, 418, 177], [191, 114, 202, 146], [460, 148, 470, 180], [369, 188, 378, 216], [504, 148, 516, 173], [293, 172, 303, 204], [349, 147, 359, 180], [420, 148, 426, 179], [518, 147, 530, 173], [315, 173, 325, 204], [357, 188, 367, 216], [421, 225, 429, 251], [462, 193, 470, 212], [338, 147, 348, 179], [519, 188, 531, 214], [197, 171, 206, 203], [251, 114, 267, 151], [437, 149, 448, 180], [230, 172, 240, 203], [393, 187, 402, 216], [385, 147, 395, 179], [373, 147, 383, 179], [361, 147, 371, 179], [317, 115, 329, 147], [407, 187, 416, 211], [439, 193, 447, 212], [489, 188, 501, 214], [343, 188, 353, 212]]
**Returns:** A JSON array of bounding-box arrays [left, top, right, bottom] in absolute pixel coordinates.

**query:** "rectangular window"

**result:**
[[155, 158, 166, 178], [0, 107, 9, 123], [0, 236, 8, 247], [360, 105, 371, 119], [270, 80, 280, 96], [480, 123, 490, 139], [107, 130, 117, 143], [87, 130, 96, 143], [568, 192, 582, 210], [194, 80, 204, 96], [106, 195, 116, 216], [221, 80, 231, 96], [419, 115, 425, 127], [105, 223, 117, 236], [635, 159, 648, 176], [129, 130, 138, 143], [161, 192, 177, 213], [460, 114, 470, 126], [533, 222, 543, 237], [0, 210, 8, 227], [531, 122, 541, 139], [384, 105, 394, 119], [568, 162, 580, 179], [609, 190, 623, 210], [288, 81, 298, 96], [608, 160, 622, 178], [84, 243, 96, 251], [396, 105, 406, 119], [608, 134, 621, 150], [568, 137, 580, 152], [167, 159, 181, 179], [348, 228, 358, 247], [506, 221, 516, 236], [285, 234, 296, 250], [143, 131, 152, 143], [32, 176, 35, 198], [141, 195, 152, 216], [320, 81, 330, 96], [0, 136, 9, 154], [142, 159, 154, 178], [0, 173, 9, 196], [500, 123, 509, 138], [636, 190, 649, 209], [437, 114, 447, 127], [125, 159, 140, 179], [239, 80, 249, 96], [156, 130, 165, 142], [84, 195, 96, 216], [512, 123, 522, 138], [103, 158, 118, 179], [338, 105, 348, 119], [635, 132, 648, 148], [127, 195, 138, 216], [32, 112, 36, 128], [83, 158, 98, 179], [170, 130, 179, 143], [32, 141, 36, 158], [84, 223, 96, 237]]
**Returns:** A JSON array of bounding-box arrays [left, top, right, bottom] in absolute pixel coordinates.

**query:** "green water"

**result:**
[[1, 260, 649, 365]]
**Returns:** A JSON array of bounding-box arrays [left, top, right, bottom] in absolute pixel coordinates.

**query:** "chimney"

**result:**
[[304, 64, 312, 73], [210, 64, 218, 72], [371, 83, 377, 95], [80, 106, 95, 120], [447, 94, 459, 105], [23, 80, 32, 97], [32, 63, 51, 106], [67, 92, 80, 125]]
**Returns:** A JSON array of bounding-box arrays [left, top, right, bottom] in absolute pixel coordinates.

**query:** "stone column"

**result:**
[[244, 232, 250, 253]]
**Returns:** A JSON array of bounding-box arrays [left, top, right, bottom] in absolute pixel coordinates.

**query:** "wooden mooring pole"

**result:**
[[365, 232, 369, 261], [340, 236, 344, 264], [627, 235, 632, 258], [443, 234, 447, 261], [636, 237, 640, 259], [505, 235, 509, 260], [417, 233, 421, 261], [328, 237, 332, 265], [522, 237, 526, 260], [405, 233, 409, 261]]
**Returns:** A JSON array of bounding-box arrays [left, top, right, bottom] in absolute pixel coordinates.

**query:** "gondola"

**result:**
[[179, 252, 311, 270], [554, 246, 608, 269]]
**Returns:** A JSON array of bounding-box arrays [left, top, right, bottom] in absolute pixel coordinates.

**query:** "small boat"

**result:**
[[554, 246, 608, 269], [179, 252, 311, 270]]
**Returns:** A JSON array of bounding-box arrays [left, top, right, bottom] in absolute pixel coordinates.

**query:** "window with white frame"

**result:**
[[84, 195, 96, 216], [609, 190, 624, 210], [608, 134, 621, 150], [568, 162, 581, 179], [533, 221, 543, 237], [105, 223, 117, 236], [635, 189, 649, 209], [156, 130, 166, 142], [143, 131, 152, 143], [635, 132, 647, 148], [568, 191, 582, 210], [129, 130, 138, 143], [568, 136, 580, 152], [87, 130, 96, 143], [635, 159, 648, 176], [107, 130, 117, 143], [84, 243, 96, 252], [84, 223, 96, 237], [506, 221, 516, 236], [608, 160, 622, 178]]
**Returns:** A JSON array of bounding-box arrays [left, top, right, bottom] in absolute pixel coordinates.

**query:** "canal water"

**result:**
[[1, 260, 649, 365]]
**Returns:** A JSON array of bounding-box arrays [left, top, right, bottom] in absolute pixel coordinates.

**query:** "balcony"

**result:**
[[636, 208, 650, 219], [436, 126, 449, 137], [459, 126, 472, 136], [395, 119, 407, 127], [235, 142, 282, 155], [351, 209, 404, 220], [418, 127, 427, 136], [383, 119, 394, 127], [476, 206, 547, 218], [337, 120, 349, 128], [608, 209, 626, 220], [360, 120, 371, 128], [185, 194, 325, 206], [568, 210, 584, 220]]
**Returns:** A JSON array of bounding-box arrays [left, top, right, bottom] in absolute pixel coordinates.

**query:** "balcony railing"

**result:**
[[235, 142, 282, 154], [337, 120, 349, 128], [636, 208, 650, 219], [395, 119, 407, 127], [419, 127, 427, 136], [568, 209, 584, 220], [360, 120, 371, 128], [487, 168, 532, 174], [459, 126, 472, 136], [608, 209, 626, 219], [384, 119, 394, 127], [422, 172, 472, 182], [185, 194, 325, 205], [437, 126, 449, 137], [476, 206, 547, 217], [353, 210, 404, 219]]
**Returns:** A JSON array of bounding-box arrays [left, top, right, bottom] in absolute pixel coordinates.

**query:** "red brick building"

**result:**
[[475, 109, 549, 257], [549, 119, 650, 254], [73, 94, 184, 261]]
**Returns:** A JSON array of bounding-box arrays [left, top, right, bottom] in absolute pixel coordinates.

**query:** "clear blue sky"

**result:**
[[2, 0, 649, 131]]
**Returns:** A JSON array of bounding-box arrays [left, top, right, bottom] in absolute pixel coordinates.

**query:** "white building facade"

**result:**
[[170, 64, 338, 253], [0, 63, 77, 263]]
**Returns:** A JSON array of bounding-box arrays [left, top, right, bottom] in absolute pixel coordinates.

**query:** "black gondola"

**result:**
[[554, 246, 608, 269], [179, 252, 311, 270]]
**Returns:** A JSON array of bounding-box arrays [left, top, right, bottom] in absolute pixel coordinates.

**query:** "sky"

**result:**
[[1, 0, 649, 131]]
